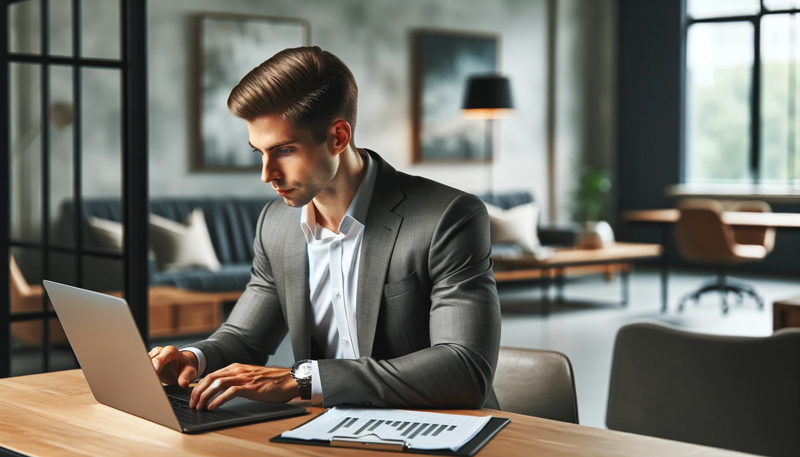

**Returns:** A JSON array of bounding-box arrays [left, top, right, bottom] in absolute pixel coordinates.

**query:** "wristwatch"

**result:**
[[291, 359, 313, 400]]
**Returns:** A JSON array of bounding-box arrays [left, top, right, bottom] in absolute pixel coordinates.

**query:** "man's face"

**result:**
[[247, 114, 338, 207]]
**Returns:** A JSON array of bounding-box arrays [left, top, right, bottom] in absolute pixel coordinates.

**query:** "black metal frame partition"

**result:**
[[685, 0, 800, 184], [0, 0, 149, 378]]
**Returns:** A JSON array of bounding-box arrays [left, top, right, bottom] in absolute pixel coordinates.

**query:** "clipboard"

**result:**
[[270, 413, 510, 456]]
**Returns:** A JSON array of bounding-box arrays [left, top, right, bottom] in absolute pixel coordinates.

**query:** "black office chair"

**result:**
[[493, 347, 579, 423], [606, 321, 800, 457]]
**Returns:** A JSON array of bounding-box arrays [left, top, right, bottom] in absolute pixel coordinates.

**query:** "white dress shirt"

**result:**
[[183, 151, 376, 406]]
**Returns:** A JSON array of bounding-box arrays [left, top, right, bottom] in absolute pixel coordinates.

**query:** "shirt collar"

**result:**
[[300, 151, 377, 243]]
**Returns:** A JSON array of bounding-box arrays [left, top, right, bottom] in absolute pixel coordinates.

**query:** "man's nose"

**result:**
[[261, 157, 280, 184]]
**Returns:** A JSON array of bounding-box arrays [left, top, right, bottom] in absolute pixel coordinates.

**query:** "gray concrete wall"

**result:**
[[147, 0, 554, 213], [9, 0, 617, 235]]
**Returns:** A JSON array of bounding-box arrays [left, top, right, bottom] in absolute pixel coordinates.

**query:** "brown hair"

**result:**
[[227, 46, 358, 145]]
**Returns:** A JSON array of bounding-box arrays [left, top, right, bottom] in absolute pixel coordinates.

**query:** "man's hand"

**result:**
[[189, 364, 301, 411], [148, 346, 198, 389]]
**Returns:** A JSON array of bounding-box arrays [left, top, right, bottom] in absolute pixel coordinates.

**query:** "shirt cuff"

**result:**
[[311, 360, 324, 405], [179, 347, 207, 381]]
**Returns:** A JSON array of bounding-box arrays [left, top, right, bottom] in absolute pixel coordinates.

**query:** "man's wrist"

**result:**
[[181, 350, 199, 371]]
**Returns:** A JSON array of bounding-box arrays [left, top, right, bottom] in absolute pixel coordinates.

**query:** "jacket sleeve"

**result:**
[[187, 201, 288, 374], [317, 193, 501, 408]]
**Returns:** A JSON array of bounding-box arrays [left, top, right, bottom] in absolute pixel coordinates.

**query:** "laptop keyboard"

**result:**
[[168, 395, 248, 426]]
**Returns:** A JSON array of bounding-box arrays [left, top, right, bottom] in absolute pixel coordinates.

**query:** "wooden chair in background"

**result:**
[[9, 255, 66, 345], [675, 198, 774, 314]]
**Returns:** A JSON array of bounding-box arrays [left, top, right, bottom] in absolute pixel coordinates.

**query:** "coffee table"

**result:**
[[493, 242, 663, 314]]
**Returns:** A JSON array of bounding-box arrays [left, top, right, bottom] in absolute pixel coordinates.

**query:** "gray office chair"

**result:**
[[494, 347, 579, 424], [606, 321, 800, 457]]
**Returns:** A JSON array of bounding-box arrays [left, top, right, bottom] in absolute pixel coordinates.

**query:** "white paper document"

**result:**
[[281, 407, 492, 451]]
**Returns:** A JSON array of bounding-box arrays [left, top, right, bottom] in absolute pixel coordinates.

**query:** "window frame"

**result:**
[[684, 0, 800, 184]]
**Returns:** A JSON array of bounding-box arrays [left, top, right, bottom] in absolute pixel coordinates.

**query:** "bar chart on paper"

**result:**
[[281, 407, 493, 451]]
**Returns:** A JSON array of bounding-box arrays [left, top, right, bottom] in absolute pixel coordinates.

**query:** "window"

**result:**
[[685, 0, 800, 184]]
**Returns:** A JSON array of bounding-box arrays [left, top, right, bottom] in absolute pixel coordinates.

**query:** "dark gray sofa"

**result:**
[[54, 191, 575, 293], [55, 197, 273, 293]]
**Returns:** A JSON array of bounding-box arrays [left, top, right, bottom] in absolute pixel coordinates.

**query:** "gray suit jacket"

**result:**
[[190, 150, 501, 409]]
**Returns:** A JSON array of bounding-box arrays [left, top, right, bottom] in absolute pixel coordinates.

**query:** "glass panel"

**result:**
[[80, 67, 124, 293], [10, 246, 43, 316], [47, 251, 76, 289], [10, 63, 43, 244], [686, 22, 754, 183], [48, 318, 79, 372], [761, 14, 800, 184], [49, 65, 76, 247], [81, 0, 121, 60], [82, 253, 124, 294], [81, 67, 122, 204], [49, 0, 73, 57], [11, 322, 43, 376], [766, 0, 800, 10], [8, 0, 42, 54], [688, 0, 760, 19]]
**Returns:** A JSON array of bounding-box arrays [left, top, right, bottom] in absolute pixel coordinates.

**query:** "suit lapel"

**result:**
[[357, 153, 405, 357], [283, 211, 312, 361]]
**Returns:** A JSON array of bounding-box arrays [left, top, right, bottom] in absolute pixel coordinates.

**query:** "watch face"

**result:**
[[295, 362, 312, 378]]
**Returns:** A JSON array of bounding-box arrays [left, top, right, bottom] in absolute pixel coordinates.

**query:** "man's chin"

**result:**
[[281, 197, 303, 208], [279, 193, 313, 208]]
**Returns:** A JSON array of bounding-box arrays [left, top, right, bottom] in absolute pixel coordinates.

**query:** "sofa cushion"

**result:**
[[151, 263, 253, 292], [485, 202, 541, 253], [149, 209, 221, 271]]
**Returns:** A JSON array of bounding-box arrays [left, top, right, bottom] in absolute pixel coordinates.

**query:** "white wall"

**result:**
[[147, 0, 553, 214]]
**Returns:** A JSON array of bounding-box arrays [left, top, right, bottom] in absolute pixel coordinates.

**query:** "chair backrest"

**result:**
[[727, 200, 776, 253], [9, 254, 31, 300], [675, 198, 738, 263], [607, 321, 800, 457], [494, 347, 579, 423]]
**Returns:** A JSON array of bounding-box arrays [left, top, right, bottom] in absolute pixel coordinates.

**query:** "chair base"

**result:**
[[677, 270, 764, 314]]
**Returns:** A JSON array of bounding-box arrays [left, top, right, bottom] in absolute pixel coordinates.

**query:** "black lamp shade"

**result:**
[[462, 75, 515, 119]]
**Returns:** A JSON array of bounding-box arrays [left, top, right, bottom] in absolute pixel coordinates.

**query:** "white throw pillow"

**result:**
[[148, 208, 221, 272], [484, 202, 540, 254], [87, 216, 124, 252]]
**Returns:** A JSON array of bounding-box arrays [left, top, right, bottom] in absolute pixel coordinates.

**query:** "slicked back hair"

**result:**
[[227, 46, 358, 145]]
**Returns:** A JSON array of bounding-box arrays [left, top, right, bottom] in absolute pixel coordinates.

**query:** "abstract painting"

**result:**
[[413, 30, 498, 163], [196, 14, 310, 171]]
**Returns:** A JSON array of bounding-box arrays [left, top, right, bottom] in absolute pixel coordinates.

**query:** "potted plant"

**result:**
[[573, 167, 615, 249]]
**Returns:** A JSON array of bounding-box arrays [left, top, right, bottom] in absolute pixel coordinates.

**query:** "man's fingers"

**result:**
[[178, 365, 197, 389], [207, 386, 241, 411], [195, 377, 226, 411]]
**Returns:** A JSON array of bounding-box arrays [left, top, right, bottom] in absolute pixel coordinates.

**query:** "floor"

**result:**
[[12, 267, 800, 429]]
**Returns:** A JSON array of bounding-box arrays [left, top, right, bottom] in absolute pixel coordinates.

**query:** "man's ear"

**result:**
[[328, 119, 352, 155]]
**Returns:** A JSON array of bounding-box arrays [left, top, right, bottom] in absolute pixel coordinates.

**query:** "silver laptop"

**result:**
[[42, 280, 306, 433]]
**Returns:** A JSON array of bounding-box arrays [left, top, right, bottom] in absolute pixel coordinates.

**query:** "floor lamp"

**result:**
[[462, 75, 515, 197]]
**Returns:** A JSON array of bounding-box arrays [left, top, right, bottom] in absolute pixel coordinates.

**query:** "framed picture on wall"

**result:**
[[412, 29, 499, 163], [195, 13, 310, 171]]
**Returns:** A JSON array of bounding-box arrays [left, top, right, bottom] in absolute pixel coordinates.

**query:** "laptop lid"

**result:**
[[42, 280, 305, 432]]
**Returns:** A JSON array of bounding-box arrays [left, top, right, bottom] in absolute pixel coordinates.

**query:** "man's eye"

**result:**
[[252, 147, 261, 155], [277, 148, 293, 155]]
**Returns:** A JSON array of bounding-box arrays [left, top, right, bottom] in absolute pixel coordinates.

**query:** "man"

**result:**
[[149, 46, 501, 411]]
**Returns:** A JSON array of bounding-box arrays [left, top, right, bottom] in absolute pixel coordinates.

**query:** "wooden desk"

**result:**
[[773, 296, 800, 331], [0, 370, 751, 456], [494, 243, 663, 313], [622, 209, 800, 312], [623, 208, 800, 228]]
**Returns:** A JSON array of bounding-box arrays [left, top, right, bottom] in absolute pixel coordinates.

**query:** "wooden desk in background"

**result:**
[[0, 370, 751, 457], [622, 209, 800, 312]]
